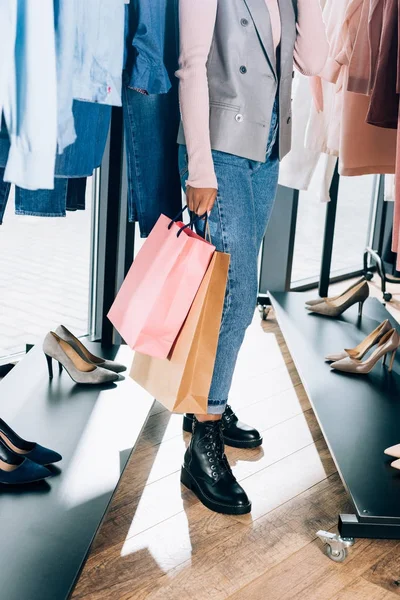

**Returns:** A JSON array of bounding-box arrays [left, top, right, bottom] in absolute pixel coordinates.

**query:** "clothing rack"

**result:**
[[364, 174, 400, 302]]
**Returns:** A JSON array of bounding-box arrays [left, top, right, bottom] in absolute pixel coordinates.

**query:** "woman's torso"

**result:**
[[178, 0, 298, 163]]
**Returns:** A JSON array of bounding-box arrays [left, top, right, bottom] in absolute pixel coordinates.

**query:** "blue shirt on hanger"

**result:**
[[126, 0, 178, 95]]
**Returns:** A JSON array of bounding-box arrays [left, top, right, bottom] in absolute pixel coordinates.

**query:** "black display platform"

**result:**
[[0, 342, 153, 600], [270, 293, 400, 539]]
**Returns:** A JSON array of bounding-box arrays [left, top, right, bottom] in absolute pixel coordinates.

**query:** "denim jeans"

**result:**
[[123, 82, 182, 236], [0, 100, 110, 223], [178, 101, 279, 414], [125, 0, 178, 94]]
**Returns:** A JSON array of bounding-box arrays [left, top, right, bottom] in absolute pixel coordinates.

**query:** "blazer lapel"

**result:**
[[243, 0, 277, 79], [277, 0, 297, 74]]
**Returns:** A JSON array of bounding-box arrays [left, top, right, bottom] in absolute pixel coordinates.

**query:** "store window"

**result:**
[[0, 180, 94, 363], [290, 175, 375, 287], [291, 189, 326, 285], [331, 175, 375, 275]]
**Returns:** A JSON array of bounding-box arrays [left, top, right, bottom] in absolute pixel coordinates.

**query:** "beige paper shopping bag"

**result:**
[[130, 251, 230, 414]]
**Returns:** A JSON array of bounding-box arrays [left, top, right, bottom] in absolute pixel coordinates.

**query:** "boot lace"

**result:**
[[222, 405, 237, 429], [202, 422, 232, 482]]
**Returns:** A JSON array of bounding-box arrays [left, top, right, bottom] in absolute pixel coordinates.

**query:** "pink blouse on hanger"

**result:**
[[177, 0, 328, 189]]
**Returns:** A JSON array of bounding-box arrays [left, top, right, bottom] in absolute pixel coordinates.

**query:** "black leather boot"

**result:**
[[183, 405, 263, 449], [181, 418, 251, 515]]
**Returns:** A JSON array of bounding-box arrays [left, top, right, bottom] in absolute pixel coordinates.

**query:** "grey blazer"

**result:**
[[178, 0, 298, 162]]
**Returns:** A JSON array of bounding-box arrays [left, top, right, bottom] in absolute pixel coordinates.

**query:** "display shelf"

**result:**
[[0, 341, 153, 600], [270, 293, 400, 540]]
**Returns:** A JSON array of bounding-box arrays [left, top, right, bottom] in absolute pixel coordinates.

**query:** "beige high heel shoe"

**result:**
[[325, 319, 391, 362], [43, 332, 120, 385], [55, 325, 126, 373], [305, 277, 366, 307], [330, 329, 400, 374], [306, 281, 369, 318]]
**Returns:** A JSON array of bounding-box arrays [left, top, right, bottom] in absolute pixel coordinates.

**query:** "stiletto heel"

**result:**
[[58, 361, 63, 374], [45, 354, 53, 379], [389, 349, 397, 372], [358, 300, 364, 318]]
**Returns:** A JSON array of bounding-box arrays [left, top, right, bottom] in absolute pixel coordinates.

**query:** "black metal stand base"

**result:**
[[364, 246, 399, 302], [339, 514, 400, 540]]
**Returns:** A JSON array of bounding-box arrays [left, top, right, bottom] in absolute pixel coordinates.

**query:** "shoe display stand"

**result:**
[[0, 341, 153, 600], [270, 292, 400, 561]]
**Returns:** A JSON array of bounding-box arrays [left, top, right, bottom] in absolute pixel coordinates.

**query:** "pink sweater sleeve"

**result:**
[[176, 0, 218, 190], [177, 0, 328, 190]]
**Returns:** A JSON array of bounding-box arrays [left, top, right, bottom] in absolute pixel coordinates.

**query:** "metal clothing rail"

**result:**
[[364, 174, 400, 302]]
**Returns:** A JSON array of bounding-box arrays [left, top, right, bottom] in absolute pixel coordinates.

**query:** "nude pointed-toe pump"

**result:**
[[306, 281, 369, 318], [384, 444, 400, 460], [55, 325, 126, 373], [330, 329, 400, 375], [305, 277, 366, 307], [43, 332, 119, 385], [325, 319, 391, 362]]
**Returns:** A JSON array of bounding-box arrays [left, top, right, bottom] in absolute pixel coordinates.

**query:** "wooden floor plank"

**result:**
[[227, 530, 398, 600], [362, 547, 400, 596], [330, 577, 399, 600]]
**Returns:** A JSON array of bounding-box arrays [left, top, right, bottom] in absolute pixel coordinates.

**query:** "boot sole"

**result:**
[[180, 466, 252, 515], [183, 417, 263, 449]]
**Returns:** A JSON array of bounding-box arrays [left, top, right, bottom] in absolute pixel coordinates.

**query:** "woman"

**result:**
[[176, 0, 328, 515]]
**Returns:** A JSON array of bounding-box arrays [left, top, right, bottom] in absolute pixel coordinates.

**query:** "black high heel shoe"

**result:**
[[0, 438, 52, 485], [0, 419, 62, 466]]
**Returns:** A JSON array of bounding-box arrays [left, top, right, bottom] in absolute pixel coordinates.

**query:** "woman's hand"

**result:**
[[186, 185, 217, 215]]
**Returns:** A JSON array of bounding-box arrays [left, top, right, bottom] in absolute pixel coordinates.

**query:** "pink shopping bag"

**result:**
[[108, 213, 215, 358]]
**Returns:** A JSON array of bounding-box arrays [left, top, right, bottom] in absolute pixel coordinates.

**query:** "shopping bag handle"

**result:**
[[177, 212, 208, 238], [168, 206, 212, 243], [168, 205, 190, 230]]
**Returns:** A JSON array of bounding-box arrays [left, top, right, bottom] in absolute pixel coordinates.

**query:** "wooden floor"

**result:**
[[72, 276, 400, 600]]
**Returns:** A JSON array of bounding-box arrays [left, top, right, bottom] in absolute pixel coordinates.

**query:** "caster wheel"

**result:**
[[326, 544, 348, 563], [383, 293, 392, 302], [365, 272, 374, 281], [260, 306, 271, 321]]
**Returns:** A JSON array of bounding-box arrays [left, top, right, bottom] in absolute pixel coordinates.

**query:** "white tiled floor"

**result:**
[[0, 185, 93, 358]]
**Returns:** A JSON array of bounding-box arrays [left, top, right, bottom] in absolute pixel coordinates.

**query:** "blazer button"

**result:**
[[235, 114, 244, 123], [241, 18, 249, 26], [239, 65, 247, 74]]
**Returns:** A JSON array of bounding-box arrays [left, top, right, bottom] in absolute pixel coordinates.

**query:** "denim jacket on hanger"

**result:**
[[125, 0, 177, 94], [122, 0, 182, 237]]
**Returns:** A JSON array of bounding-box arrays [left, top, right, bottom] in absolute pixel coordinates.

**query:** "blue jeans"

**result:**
[[123, 82, 182, 236], [0, 100, 110, 223], [178, 103, 279, 414]]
